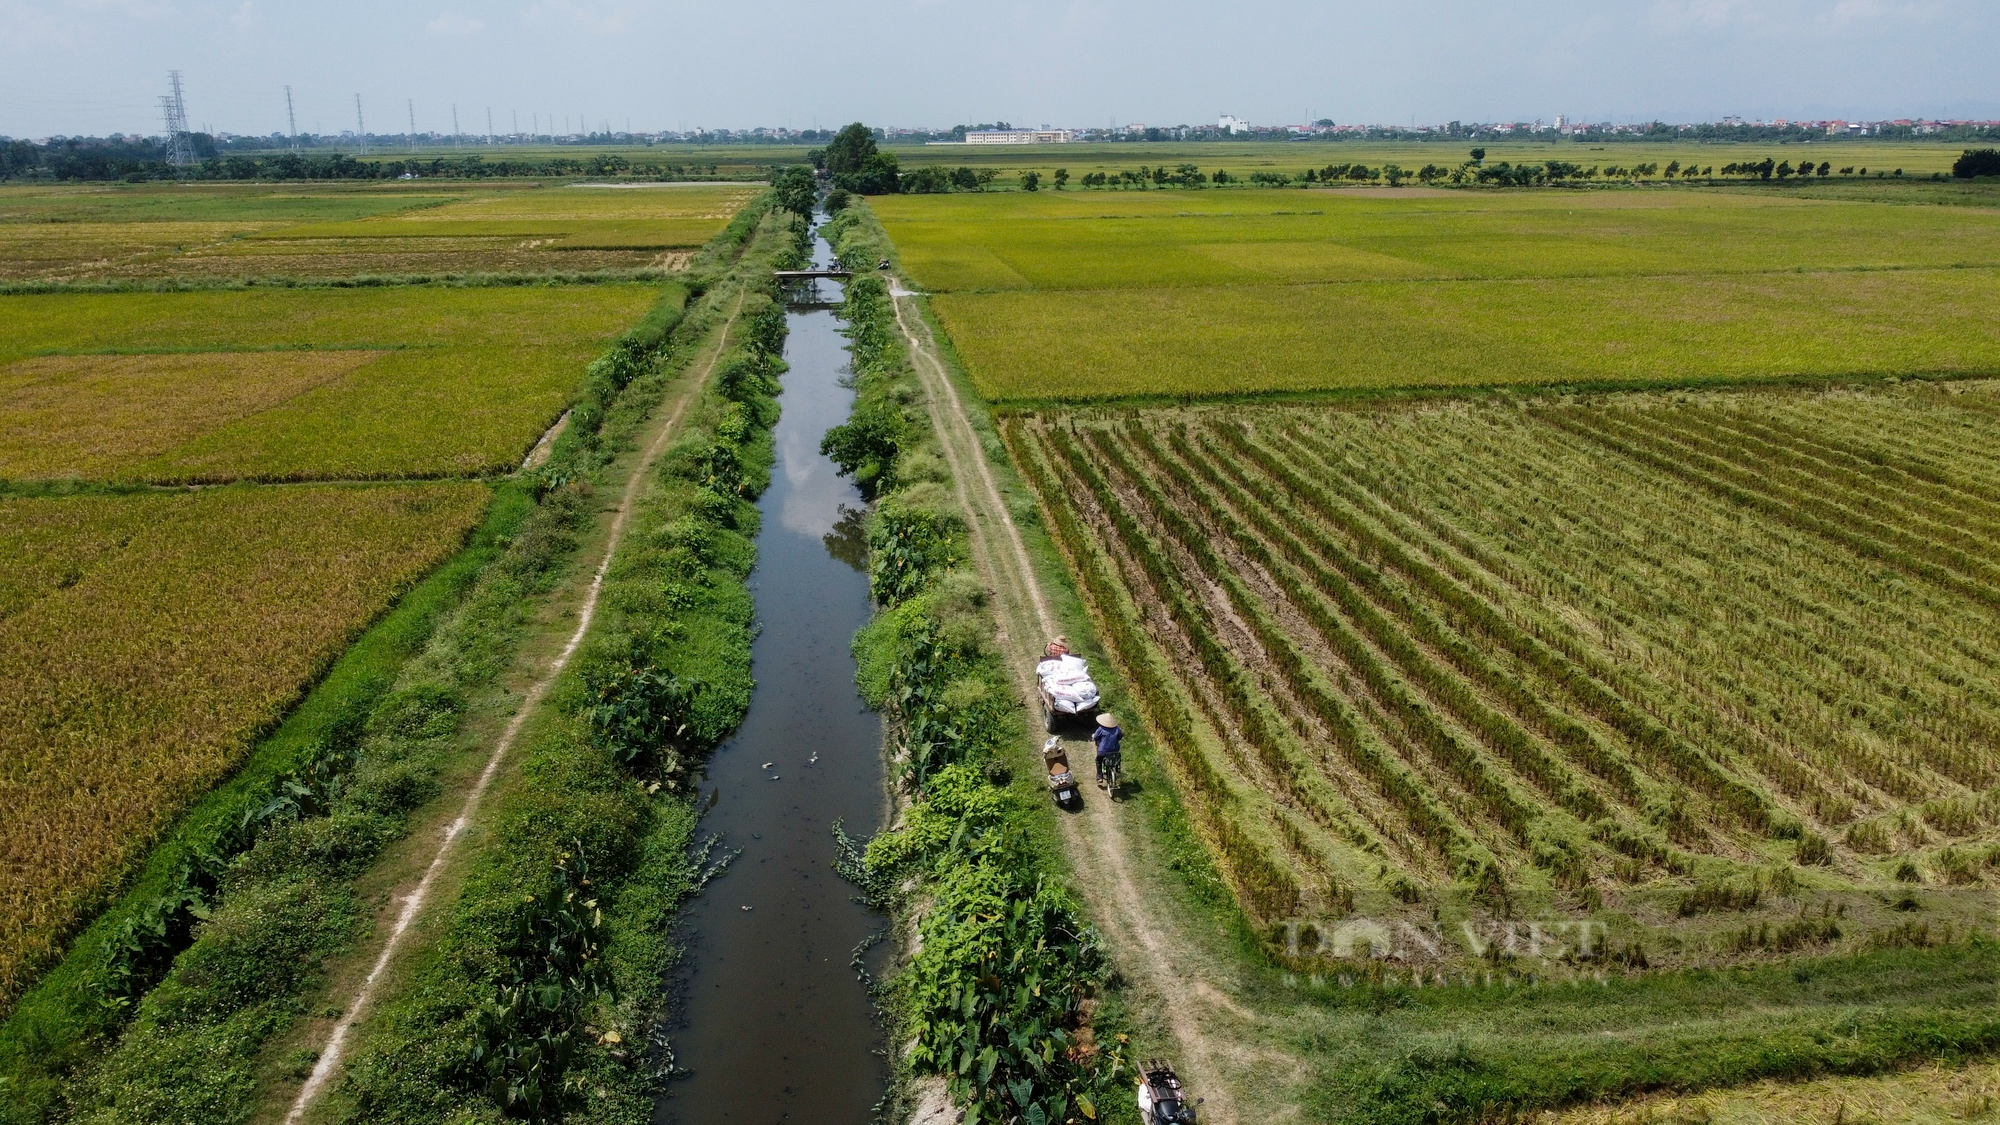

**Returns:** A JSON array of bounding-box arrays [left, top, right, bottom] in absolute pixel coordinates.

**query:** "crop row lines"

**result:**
[[1010, 421, 1307, 915], [1052, 425, 1408, 878], [1302, 416, 1966, 815], [1240, 421, 1784, 845], [1549, 409, 2000, 621], [1170, 423, 1656, 822], [1135, 424, 1644, 886], [1378, 420, 1949, 811], [1091, 425, 1515, 873]]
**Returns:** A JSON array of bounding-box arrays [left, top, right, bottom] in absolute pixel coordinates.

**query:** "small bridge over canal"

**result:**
[[774, 268, 852, 281]]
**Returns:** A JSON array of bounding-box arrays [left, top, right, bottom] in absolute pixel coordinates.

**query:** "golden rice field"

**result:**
[[0, 482, 491, 1006], [870, 188, 2000, 400], [0, 284, 657, 481], [0, 181, 750, 281], [1006, 381, 2000, 955]]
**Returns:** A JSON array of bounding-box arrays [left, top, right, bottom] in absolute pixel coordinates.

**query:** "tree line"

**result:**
[[0, 136, 740, 182]]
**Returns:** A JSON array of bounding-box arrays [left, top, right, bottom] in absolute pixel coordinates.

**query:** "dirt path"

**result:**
[[888, 285, 1253, 1125], [282, 293, 744, 1124]]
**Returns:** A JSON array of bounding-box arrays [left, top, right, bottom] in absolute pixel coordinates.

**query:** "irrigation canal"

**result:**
[[657, 226, 890, 1124]]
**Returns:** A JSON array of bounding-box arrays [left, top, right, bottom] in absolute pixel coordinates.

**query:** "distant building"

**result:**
[[963, 129, 1074, 144], [1218, 114, 1249, 134]]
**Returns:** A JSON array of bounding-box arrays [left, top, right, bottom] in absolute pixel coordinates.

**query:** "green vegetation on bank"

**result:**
[[821, 210, 1130, 1125], [321, 197, 797, 1124]]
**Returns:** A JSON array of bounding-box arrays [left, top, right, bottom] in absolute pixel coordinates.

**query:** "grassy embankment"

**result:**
[[818, 206, 1136, 1125], [304, 196, 802, 1124], [0, 198, 767, 1123], [850, 191, 2000, 1122], [872, 186, 2000, 403]]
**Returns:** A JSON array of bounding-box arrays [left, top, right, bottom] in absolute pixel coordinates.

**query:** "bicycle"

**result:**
[[1098, 753, 1121, 798]]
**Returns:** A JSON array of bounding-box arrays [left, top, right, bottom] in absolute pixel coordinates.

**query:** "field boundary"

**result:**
[[880, 266, 1261, 1125], [282, 286, 745, 1123]]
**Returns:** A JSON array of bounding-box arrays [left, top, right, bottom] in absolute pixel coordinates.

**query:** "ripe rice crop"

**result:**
[[0, 181, 750, 282], [0, 481, 491, 1007], [874, 189, 2000, 293], [873, 187, 2000, 401], [0, 350, 382, 479], [255, 184, 759, 251], [1005, 381, 2000, 932], [939, 267, 2000, 401], [0, 285, 657, 481]]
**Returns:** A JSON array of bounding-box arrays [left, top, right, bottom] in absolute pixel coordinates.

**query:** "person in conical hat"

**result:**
[[1092, 712, 1122, 786]]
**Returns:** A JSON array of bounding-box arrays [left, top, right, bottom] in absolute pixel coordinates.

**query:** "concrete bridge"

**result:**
[[773, 268, 852, 281]]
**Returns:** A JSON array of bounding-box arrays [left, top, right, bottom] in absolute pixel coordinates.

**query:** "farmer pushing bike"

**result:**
[[1092, 712, 1122, 793]]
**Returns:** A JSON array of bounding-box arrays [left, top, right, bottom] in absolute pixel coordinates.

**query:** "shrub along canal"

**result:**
[[656, 227, 889, 1125]]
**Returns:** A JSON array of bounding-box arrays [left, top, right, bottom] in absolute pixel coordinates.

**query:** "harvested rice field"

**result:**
[[1006, 380, 2000, 960]]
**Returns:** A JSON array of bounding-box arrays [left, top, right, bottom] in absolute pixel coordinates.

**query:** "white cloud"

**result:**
[[426, 9, 485, 35]]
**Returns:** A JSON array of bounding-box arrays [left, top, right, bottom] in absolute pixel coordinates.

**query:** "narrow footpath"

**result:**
[[283, 292, 746, 1124], [887, 285, 1273, 1125]]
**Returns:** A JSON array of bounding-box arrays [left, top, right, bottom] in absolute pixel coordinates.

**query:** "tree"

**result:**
[[1382, 163, 1408, 186], [772, 165, 817, 220], [1211, 169, 1230, 184], [1020, 170, 1041, 191], [1469, 147, 1486, 164], [833, 148, 899, 195], [1053, 167, 1069, 189], [1817, 161, 1831, 177], [1664, 160, 1681, 178], [823, 188, 852, 214], [1775, 160, 1794, 179], [1954, 149, 2000, 178], [900, 165, 953, 194], [823, 123, 877, 177]]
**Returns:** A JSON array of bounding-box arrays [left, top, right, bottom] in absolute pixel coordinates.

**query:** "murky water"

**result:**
[[656, 230, 888, 1125]]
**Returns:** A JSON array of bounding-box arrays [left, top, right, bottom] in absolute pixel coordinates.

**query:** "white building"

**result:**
[[1218, 114, 1249, 134], [964, 129, 1074, 145]]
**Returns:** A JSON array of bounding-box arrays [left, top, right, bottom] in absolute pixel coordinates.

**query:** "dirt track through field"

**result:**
[[282, 292, 744, 1125], [889, 284, 1258, 1125]]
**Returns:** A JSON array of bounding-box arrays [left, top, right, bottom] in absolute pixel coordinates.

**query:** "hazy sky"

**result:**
[[3, 0, 1995, 138]]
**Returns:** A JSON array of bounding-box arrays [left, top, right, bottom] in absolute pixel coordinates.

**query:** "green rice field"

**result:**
[[0, 285, 659, 481], [871, 185, 2000, 401]]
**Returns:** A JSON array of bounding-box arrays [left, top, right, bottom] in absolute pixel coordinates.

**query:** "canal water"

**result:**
[[656, 228, 889, 1125]]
